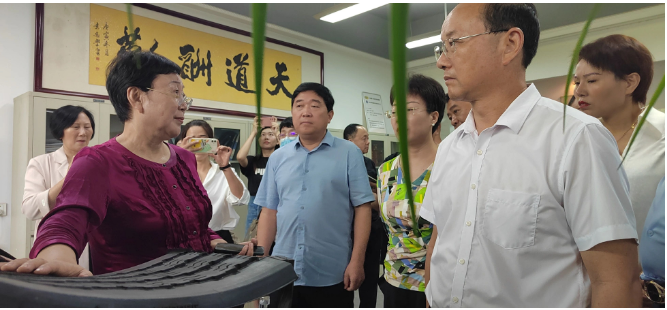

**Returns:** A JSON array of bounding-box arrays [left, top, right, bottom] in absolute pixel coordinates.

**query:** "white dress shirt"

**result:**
[[420, 84, 637, 307], [622, 108, 665, 237], [203, 163, 250, 231]]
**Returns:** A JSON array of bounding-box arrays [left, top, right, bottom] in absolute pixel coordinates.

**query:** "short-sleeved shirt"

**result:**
[[254, 131, 375, 287], [30, 138, 220, 275], [377, 155, 433, 291], [420, 84, 637, 307], [363, 156, 380, 222], [240, 155, 269, 196], [640, 177, 665, 283]]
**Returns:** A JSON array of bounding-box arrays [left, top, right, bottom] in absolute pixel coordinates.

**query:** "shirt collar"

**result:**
[[54, 146, 68, 164], [295, 130, 333, 150], [640, 108, 665, 136], [461, 84, 541, 136]]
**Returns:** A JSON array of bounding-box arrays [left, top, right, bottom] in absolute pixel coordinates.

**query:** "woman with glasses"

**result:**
[[177, 120, 250, 244], [237, 116, 279, 238], [377, 74, 446, 308], [1, 51, 226, 277]]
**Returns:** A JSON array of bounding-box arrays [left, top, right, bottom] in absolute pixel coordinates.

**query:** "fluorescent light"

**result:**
[[320, 3, 388, 23], [406, 35, 441, 49]]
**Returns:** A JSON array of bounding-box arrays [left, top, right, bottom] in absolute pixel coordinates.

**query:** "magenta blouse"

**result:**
[[29, 138, 221, 275]]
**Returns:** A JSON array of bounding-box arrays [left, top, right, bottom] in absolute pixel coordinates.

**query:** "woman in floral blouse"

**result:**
[[377, 74, 446, 307]]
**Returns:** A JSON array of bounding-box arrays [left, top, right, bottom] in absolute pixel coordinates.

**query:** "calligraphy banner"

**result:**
[[88, 4, 301, 110]]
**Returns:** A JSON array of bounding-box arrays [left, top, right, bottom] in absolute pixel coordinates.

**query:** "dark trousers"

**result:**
[[291, 282, 354, 308], [358, 218, 384, 308], [214, 230, 235, 244], [379, 277, 427, 308]]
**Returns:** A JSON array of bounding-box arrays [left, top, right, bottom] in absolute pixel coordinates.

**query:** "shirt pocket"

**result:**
[[482, 189, 540, 249]]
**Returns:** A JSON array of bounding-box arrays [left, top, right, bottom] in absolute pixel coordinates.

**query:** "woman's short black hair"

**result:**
[[279, 117, 294, 131], [106, 51, 181, 123], [291, 82, 335, 112], [49, 105, 96, 141], [390, 74, 446, 133], [179, 119, 214, 141]]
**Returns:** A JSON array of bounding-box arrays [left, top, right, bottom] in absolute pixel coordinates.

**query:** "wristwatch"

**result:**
[[219, 164, 232, 171]]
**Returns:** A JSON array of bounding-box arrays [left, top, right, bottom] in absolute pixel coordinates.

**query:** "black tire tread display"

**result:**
[[0, 250, 297, 307]]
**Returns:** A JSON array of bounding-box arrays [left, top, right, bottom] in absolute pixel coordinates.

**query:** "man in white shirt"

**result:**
[[422, 3, 642, 307]]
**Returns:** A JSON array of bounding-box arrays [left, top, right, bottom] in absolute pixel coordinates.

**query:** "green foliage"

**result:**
[[389, 4, 421, 238], [252, 4, 268, 136], [563, 4, 600, 130]]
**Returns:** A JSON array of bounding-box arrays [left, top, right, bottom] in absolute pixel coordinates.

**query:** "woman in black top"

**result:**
[[237, 117, 278, 238]]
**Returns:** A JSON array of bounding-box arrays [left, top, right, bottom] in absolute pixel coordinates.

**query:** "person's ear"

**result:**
[[624, 73, 641, 99], [501, 27, 524, 67], [127, 86, 146, 115]]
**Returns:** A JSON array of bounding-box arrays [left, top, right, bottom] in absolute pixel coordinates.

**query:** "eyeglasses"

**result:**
[[146, 88, 193, 110], [279, 131, 297, 138], [434, 29, 510, 61], [385, 108, 424, 119]]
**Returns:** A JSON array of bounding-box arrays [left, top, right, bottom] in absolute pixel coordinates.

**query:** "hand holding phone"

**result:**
[[190, 138, 218, 154], [261, 116, 273, 128]]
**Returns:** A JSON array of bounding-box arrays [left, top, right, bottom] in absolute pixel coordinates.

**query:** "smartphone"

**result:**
[[261, 116, 273, 128], [190, 138, 218, 154], [214, 243, 265, 257]]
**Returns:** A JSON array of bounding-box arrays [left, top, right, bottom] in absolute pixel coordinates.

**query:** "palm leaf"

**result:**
[[390, 3, 420, 238], [252, 4, 268, 147], [125, 4, 141, 68], [563, 4, 600, 130], [621, 75, 665, 165]]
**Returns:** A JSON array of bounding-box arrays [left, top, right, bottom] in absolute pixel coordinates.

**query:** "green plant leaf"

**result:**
[[125, 4, 141, 69], [252, 4, 267, 127], [252, 4, 268, 153], [389, 3, 420, 238], [563, 4, 600, 130], [621, 75, 665, 165]]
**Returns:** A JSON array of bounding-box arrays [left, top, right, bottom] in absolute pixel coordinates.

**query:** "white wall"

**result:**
[[168, 4, 395, 132], [0, 4, 35, 251], [408, 4, 666, 109]]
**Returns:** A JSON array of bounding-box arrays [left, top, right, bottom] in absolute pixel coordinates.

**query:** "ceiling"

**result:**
[[206, 3, 660, 61]]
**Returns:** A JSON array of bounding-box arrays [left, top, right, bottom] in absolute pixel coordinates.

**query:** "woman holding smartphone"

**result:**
[[237, 116, 279, 237], [177, 120, 250, 244]]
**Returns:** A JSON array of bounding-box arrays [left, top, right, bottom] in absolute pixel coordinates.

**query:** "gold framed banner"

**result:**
[[89, 4, 300, 111], [35, 4, 323, 115]]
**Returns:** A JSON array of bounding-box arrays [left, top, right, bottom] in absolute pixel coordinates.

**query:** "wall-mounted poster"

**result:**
[[37, 3, 323, 116], [88, 4, 301, 111]]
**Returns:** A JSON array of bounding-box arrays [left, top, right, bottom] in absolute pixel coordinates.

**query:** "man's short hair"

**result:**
[[578, 34, 654, 104], [481, 4, 540, 68], [389, 74, 447, 133], [291, 82, 335, 112], [279, 117, 294, 131], [106, 51, 181, 123], [343, 123, 363, 140]]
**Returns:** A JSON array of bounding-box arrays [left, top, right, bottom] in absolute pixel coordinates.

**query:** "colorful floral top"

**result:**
[[377, 155, 434, 292]]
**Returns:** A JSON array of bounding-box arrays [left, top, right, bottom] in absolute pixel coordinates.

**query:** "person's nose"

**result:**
[[437, 51, 452, 71]]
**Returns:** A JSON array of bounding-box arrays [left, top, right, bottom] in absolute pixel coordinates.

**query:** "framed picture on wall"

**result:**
[[34, 3, 324, 117]]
